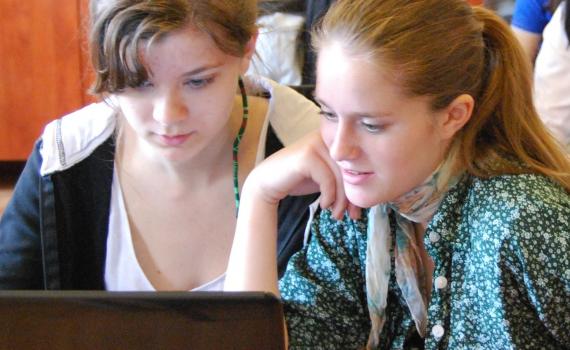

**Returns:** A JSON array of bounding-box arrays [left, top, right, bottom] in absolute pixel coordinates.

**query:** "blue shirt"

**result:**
[[512, 0, 553, 33]]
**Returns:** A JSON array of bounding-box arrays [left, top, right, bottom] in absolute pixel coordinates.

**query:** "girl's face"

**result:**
[[114, 25, 253, 164], [316, 43, 453, 208]]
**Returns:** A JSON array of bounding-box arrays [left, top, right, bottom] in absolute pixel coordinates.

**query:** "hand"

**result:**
[[225, 131, 359, 295], [244, 131, 361, 219]]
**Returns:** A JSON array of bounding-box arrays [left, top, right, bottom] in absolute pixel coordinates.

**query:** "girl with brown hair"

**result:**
[[226, 0, 570, 348], [0, 0, 319, 290]]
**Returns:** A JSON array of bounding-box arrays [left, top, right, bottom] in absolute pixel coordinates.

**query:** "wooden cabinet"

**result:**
[[0, 0, 93, 160]]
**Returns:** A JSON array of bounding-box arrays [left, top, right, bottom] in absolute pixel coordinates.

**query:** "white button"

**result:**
[[432, 324, 445, 339], [429, 232, 440, 243], [435, 276, 448, 289]]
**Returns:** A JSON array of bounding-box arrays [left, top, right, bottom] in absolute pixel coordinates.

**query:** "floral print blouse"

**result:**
[[279, 174, 570, 349]]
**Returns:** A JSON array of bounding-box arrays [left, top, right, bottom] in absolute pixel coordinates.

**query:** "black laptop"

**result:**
[[0, 291, 285, 350]]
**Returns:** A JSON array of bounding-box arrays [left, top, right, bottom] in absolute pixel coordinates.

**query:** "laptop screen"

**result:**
[[0, 290, 285, 350]]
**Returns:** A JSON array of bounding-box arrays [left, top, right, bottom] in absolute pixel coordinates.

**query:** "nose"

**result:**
[[328, 121, 359, 161], [153, 89, 188, 125]]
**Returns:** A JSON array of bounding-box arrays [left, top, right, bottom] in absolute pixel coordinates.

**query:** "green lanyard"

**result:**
[[232, 77, 249, 215]]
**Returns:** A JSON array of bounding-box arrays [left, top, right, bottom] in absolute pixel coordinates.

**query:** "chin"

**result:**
[[345, 190, 383, 209], [150, 146, 194, 164]]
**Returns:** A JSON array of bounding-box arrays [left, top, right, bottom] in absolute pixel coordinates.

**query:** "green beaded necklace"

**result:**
[[232, 77, 248, 215]]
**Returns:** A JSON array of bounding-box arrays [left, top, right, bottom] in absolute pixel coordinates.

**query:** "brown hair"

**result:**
[[89, 0, 257, 95], [313, 0, 570, 191]]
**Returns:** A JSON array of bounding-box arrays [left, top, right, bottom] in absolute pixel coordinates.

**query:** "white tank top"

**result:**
[[104, 170, 225, 291]]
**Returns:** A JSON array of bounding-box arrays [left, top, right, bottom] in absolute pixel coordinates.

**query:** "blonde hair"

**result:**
[[89, 0, 257, 94], [314, 0, 570, 191]]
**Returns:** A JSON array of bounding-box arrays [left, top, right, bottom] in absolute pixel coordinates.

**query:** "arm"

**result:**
[[509, 191, 570, 345], [510, 0, 550, 65], [482, 175, 570, 346], [0, 141, 44, 289], [226, 132, 369, 349], [511, 26, 542, 64], [225, 131, 349, 294]]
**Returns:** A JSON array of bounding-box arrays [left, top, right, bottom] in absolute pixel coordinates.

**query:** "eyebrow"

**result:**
[[180, 63, 223, 78], [314, 96, 392, 119]]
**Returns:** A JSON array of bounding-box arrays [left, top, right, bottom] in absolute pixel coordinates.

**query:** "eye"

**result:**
[[360, 120, 385, 133], [184, 77, 214, 89], [135, 80, 153, 89], [319, 110, 338, 122], [134, 80, 153, 89]]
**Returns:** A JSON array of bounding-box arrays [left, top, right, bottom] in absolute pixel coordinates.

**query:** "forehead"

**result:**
[[315, 43, 405, 110], [144, 25, 217, 57], [140, 25, 235, 71]]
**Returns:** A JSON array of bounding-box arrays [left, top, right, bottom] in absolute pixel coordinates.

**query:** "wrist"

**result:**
[[242, 169, 284, 206]]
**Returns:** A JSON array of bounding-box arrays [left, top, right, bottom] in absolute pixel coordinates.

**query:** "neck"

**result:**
[[389, 157, 461, 224]]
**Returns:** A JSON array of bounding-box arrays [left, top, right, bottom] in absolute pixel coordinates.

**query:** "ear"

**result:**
[[437, 94, 474, 140], [240, 29, 258, 74]]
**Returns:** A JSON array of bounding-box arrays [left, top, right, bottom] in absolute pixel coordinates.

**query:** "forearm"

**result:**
[[511, 26, 541, 65], [225, 131, 347, 294], [225, 179, 280, 296]]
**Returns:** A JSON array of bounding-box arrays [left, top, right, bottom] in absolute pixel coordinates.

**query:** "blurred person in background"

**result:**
[[534, 0, 570, 149]]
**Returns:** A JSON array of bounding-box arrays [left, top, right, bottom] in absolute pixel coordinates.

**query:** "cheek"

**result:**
[[394, 122, 439, 155], [319, 121, 336, 149], [383, 128, 444, 183], [116, 98, 151, 127], [367, 130, 428, 176], [117, 96, 141, 115]]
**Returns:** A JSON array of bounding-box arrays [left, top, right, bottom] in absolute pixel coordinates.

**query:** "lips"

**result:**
[[340, 168, 374, 185], [157, 133, 192, 147]]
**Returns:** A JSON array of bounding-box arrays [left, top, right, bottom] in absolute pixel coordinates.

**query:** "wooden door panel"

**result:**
[[0, 0, 88, 160]]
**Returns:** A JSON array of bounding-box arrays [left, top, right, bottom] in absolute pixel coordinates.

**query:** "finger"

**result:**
[[315, 140, 348, 220], [329, 189, 347, 221], [309, 158, 337, 210], [347, 202, 362, 220]]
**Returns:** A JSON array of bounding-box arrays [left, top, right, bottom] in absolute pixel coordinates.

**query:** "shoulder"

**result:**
[[467, 173, 568, 208], [39, 102, 116, 176], [462, 175, 570, 306], [434, 173, 568, 240], [433, 174, 569, 281], [244, 74, 320, 147], [461, 174, 569, 241]]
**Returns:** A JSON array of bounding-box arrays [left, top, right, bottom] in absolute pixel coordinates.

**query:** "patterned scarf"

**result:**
[[365, 165, 458, 348]]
